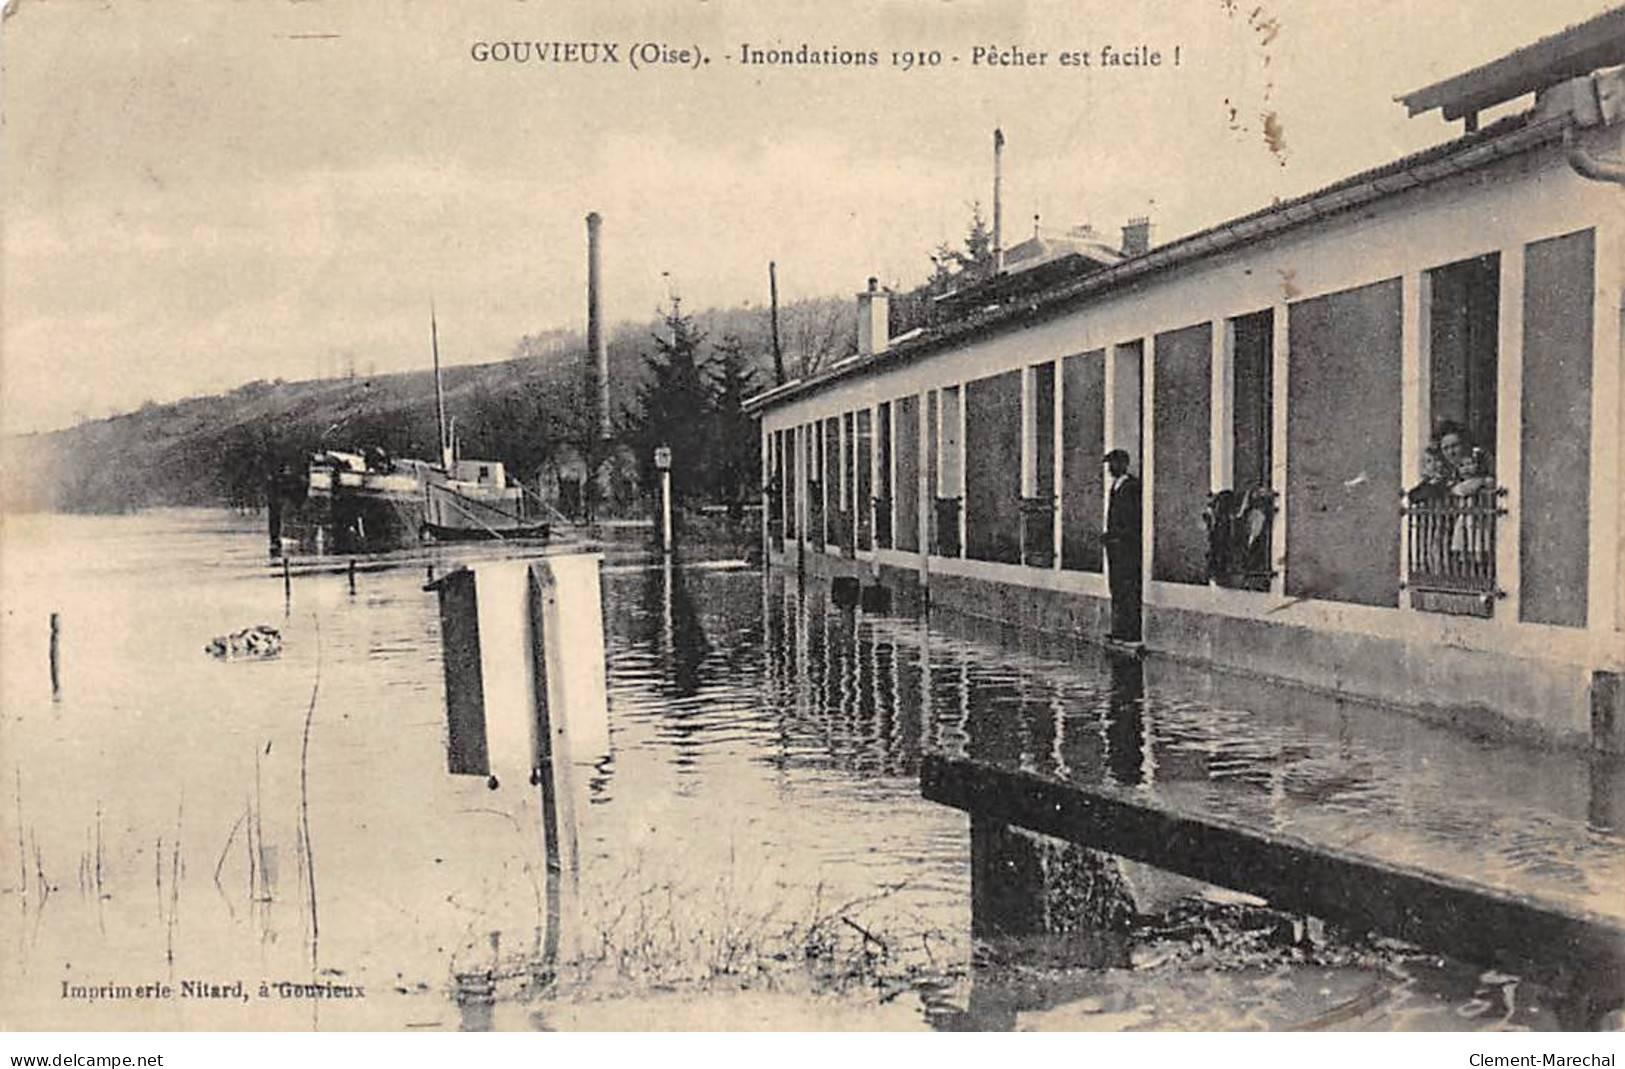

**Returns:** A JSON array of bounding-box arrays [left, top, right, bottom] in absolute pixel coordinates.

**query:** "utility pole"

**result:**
[[586, 212, 610, 442], [769, 261, 785, 385], [585, 212, 610, 525], [431, 303, 449, 469], [993, 128, 1006, 274]]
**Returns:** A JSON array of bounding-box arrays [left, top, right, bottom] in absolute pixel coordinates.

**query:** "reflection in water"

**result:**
[[756, 582, 1623, 912], [1592, 757, 1621, 835], [1104, 655, 1146, 788], [617, 569, 1625, 958], [639, 556, 712, 700]]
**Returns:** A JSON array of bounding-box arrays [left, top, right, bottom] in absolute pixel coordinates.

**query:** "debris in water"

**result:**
[[205, 625, 283, 660]]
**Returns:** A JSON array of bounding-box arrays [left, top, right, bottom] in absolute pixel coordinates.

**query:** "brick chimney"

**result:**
[[1121, 216, 1153, 258], [857, 277, 890, 357], [585, 212, 609, 439]]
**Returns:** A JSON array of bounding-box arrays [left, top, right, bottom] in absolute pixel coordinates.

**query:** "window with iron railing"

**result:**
[[1020, 496, 1055, 568], [1205, 488, 1275, 591], [1402, 485, 1505, 616]]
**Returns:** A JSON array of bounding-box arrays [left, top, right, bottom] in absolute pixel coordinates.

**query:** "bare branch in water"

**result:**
[[840, 915, 888, 957], [15, 770, 26, 916], [214, 807, 246, 890], [298, 616, 324, 971], [166, 796, 183, 965]]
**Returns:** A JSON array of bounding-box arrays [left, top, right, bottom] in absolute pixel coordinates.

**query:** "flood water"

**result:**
[[2, 510, 1620, 1031]]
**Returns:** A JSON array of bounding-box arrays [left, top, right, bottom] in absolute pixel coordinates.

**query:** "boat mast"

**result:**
[[431, 303, 449, 469]]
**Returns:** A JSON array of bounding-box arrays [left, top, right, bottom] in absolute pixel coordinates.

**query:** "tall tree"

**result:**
[[782, 297, 857, 379], [932, 200, 995, 286], [709, 334, 761, 519], [893, 201, 1000, 337], [537, 358, 616, 521], [506, 333, 616, 518], [632, 303, 713, 503]]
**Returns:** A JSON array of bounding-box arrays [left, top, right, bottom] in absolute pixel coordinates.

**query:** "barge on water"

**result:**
[[268, 449, 549, 555], [267, 309, 550, 555], [747, 11, 1625, 753]]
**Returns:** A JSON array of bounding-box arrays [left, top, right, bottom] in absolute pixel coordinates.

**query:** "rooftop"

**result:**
[[1002, 224, 1125, 274], [746, 7, 1623, 417], [746, 108, 1566, 414], [1397, 5, 1625, 124]]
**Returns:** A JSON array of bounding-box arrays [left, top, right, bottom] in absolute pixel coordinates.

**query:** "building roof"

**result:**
[[1397, 6, 1625, 122], [746, 107, 1569, 415], [1003, 226, 1125, 273]]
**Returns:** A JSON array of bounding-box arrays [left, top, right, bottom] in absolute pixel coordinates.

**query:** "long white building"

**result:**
[[748, 10, 1625, 752]]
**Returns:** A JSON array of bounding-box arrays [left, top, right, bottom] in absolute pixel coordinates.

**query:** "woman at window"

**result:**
[[1409, 446, 1452, 576], [1443, 434, 1495, 575]]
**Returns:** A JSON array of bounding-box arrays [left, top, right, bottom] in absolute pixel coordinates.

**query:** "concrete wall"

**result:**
[[824, 417, 846, 551], [807, 423, 824, 549], [1231, 311, 1273, 492], [782, 428, 798, 539], [775, 545, 1598, 747], [926, 570, 1111, 638], [1285, 278, 1404, 609], [1521, 228, 1594, 629], [877, 401, 893, 549], [1152, 321, 1212, 586], [855, 408, 873, 552], [1429, 253, 1500, 449], [1060, 350, 1105, 573], [1031, 361, 1056, 499], [965, 370, 1022, 564], [895, 395, 921, 553], [926, 390, 940, 552], [1146, 602, 1595, 745]]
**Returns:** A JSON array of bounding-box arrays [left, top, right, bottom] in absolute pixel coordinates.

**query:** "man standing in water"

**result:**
[[1103, 449, 1143, 643]]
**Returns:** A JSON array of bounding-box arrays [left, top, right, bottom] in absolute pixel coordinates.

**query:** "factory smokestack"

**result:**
[[992, 128, 1005, 274], [586, 211, 610, 440]]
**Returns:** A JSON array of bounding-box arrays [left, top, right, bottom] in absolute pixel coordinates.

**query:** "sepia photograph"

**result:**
[[2, 0, 1623, 1045]]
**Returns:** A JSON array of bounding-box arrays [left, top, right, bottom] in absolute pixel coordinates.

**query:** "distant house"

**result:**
[[928, 220, 1137, 325], [1006, 218, 1146, 275]]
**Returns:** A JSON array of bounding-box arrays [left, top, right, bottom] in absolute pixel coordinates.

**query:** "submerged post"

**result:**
[[348, 559, 357, 596], [282, 557, 292, 610], [527, 552, 608, 968], [654, 445, 673, 553], [427, 556, 607, 979], [49, 612, 60, 699], [426, 553, 608, 975], [528, 555, 611, 765], [426, 554, 610, 784], [662, 471, 673, 552]]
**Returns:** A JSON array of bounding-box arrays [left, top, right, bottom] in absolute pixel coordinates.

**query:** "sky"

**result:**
[[1, 0, 1616, 434]]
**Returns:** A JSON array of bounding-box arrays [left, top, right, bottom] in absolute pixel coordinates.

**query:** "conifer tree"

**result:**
[[709, 334, 760, 519], [632, 302, 713, 503]]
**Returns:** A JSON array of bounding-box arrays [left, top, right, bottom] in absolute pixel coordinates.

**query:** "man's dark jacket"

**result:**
[[1105, 474, 1142, 558], [1104, 473, 1142, 642]]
